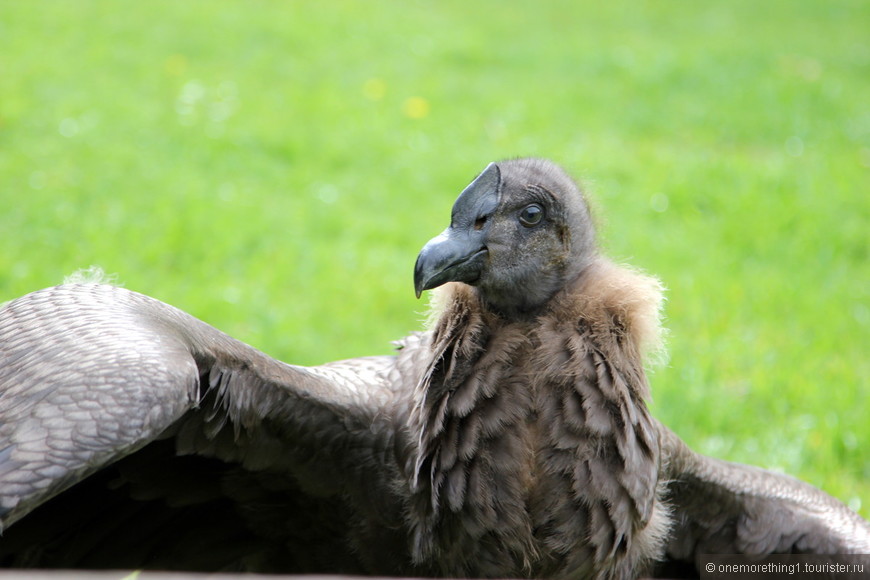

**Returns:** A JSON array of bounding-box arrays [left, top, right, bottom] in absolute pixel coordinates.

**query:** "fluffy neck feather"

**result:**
[[407, 262, 669, 576]]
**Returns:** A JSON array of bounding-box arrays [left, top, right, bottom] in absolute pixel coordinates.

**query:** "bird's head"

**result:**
[[414, 158, 598, 316]]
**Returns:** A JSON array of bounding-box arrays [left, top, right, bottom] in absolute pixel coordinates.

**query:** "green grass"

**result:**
[[1, 1, 868, 516]]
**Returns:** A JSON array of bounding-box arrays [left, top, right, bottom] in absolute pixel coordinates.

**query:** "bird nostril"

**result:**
[[474, 216, 488, 231]]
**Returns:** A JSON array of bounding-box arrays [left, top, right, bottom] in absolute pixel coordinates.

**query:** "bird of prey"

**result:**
[[1, 158, 868, 579]]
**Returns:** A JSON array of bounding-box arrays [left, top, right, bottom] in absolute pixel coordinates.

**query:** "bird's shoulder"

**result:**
[[545, 258, 666, 362]]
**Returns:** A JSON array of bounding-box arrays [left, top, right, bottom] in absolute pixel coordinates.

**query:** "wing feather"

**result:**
[[660, 424, 870, 559], [0, 284, 409, 532]]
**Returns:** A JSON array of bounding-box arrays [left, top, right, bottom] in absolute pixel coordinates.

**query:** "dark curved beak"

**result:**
[[413, 230, 487, 298], [413, 162, 501, 298]]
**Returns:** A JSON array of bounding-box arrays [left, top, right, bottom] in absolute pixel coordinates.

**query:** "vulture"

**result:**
[[0, 158, 868, 579]]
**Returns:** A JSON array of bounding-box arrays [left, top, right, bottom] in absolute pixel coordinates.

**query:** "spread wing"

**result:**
[[0, 284, 414, 540], [659, 424, 870, 561]]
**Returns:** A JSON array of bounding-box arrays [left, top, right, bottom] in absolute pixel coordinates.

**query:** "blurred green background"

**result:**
[[1, 1, 867, 515]]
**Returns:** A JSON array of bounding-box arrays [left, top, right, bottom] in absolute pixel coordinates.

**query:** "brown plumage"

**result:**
[[1, 158, 867, 578]]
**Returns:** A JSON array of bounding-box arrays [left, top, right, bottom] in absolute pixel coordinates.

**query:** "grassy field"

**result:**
[[1, 1, 868, 516]]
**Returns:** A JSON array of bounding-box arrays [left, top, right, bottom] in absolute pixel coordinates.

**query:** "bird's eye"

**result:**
[[518, 204, 543, 227]]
